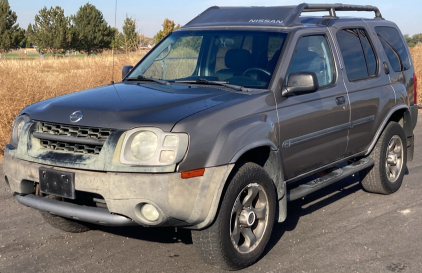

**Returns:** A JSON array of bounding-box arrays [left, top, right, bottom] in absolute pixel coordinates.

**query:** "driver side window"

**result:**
[[286, 35, 335, 87]]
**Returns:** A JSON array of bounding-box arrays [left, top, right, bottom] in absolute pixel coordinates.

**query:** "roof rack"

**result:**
[[282, 3, 383, 26], [183, 3, 383, 29], [301, 3, 383, 19]]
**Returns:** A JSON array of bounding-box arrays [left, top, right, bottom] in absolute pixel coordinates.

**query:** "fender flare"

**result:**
[[365, 104, 409, 156], [229, 140, 278, 163], [230, 142, 288, 223]]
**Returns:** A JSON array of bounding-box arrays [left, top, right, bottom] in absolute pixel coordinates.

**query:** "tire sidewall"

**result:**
[[217, 163, 277, 268], [378, 122, 407, 193]]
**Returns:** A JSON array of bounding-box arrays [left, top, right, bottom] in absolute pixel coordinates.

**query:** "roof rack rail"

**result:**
[[303, 3, 382, 19], [283, 3, 383, 26]]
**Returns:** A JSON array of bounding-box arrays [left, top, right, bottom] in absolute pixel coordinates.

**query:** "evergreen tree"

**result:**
[[0, 0, 24, 58], [27, 6, 71, 56], [122, 16, 138, 54], [152, 18, 180, 44], [71, 3, 113, 55], [110, 27, 123, 51]]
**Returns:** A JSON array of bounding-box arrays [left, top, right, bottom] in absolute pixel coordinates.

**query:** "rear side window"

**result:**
[[375, 26, 411, 72], [358, 29, 377, 76], [337, 29, 378, 81]]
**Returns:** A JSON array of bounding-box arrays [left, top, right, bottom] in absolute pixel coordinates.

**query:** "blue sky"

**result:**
[[11, 0, 422, 38]]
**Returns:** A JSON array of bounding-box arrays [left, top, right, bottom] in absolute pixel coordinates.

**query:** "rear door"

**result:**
[[274, 28, 350, 180], [332, 22, 396, 156]]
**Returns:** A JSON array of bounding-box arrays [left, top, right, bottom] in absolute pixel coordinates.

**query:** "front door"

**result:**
[[275, 30, 350, 180]]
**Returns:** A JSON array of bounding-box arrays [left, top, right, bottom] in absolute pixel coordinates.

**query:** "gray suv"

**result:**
[[3, 3, 418, 270]]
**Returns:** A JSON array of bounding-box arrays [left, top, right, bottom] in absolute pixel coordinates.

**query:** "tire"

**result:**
[[360, 121, 407, 194], [39, 195, 91, 233], [192, 162, 277, 270], [40, 211, 91, 233]]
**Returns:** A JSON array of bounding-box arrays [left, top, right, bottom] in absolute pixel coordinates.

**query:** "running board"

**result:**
[[287, 158, 374, 201]]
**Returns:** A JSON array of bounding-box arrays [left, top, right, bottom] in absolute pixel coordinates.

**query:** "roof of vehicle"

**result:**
[[182, 3, 384, 29]]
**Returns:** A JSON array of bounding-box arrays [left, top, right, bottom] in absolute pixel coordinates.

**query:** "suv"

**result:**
[[3, 3, 418, 270]]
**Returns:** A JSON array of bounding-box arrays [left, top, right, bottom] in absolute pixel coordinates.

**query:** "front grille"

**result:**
[[35, 122, 112, 155], [40, 122, 111, 140], [40, 139, 102, 155]]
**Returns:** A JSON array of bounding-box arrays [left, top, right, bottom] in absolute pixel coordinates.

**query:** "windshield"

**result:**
[[128, 30, 287, 89]]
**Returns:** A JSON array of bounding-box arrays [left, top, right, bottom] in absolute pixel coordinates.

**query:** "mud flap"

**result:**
[[407, 135, 415, 162], [277, 181, 287, 223]]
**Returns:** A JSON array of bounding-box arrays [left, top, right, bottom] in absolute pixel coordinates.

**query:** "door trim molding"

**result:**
[[282, 115, 375, 149]]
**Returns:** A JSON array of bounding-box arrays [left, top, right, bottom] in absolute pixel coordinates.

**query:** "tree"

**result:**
[[27, 6, 71, 56], [152, 18, 180, 44], [404, 34, 414, 47], [110, 27, 123, 51], [122, 16, 138, 54], [404, 33, 422, 48], [0, 0, 24, 58], [139, 34, 152, 48], [71, 3, 113, 55]]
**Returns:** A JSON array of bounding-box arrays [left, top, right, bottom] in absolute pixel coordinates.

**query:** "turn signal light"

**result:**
[[181, 168, 205, 179]]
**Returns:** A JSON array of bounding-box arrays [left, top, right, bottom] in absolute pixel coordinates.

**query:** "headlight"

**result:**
[[120, 127, 188, 166], [130, 131, 158, 160], [10, 115, 30, 148]]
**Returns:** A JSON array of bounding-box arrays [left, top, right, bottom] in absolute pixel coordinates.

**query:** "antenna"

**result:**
[[111, 0, 117, 84]]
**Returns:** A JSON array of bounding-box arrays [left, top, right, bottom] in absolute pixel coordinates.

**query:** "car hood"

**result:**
[[22, 82, 244, 131]]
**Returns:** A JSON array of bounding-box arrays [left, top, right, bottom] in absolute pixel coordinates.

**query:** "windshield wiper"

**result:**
[[176, 78, 245, 91], [126, 75, 169, 85]]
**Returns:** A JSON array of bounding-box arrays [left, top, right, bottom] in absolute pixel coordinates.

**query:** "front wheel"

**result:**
[[192, 162, 276, 270]]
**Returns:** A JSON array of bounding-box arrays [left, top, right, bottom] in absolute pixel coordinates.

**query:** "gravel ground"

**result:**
[[1, 121, 422, 273]]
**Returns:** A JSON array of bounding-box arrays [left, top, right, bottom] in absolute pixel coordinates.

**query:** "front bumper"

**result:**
[[3, 151, 233, 229], [15, 194, 136, 226]]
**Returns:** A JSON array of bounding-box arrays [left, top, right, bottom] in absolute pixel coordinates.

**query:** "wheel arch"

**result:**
[[229, 144, 287, 223], [365, 104, 410, 156]]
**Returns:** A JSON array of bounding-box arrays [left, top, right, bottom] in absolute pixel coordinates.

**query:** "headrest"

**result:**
[[225, 49, 251, 70]]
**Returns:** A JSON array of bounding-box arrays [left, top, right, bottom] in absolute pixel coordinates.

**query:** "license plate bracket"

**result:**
[[39, 167, 75, 199]]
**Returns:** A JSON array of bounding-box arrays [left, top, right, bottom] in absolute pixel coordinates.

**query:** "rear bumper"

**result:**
[[3, 150, 233, 229]]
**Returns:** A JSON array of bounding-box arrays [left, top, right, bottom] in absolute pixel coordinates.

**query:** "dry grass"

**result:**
[[1, 47, 422, 158], [0, 54, 143, 157], [410, 46, 422, 103]]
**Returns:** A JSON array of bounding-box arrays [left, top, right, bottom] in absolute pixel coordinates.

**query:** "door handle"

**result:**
[[336, 96, 346, 105]]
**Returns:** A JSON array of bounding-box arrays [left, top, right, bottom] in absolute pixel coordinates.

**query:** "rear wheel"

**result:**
[[360, 121, 407, 194], [192, 162, 276, 270]]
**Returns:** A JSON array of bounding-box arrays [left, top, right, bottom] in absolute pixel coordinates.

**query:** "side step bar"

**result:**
[[15, 194, 137, 226], [287, 158, 374, 201]]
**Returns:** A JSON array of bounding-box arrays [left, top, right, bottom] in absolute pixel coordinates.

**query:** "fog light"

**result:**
[[141, 204, 160, 222]]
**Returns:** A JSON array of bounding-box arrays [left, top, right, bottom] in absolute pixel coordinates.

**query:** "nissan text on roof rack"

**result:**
[[3, 3, 417, 270]]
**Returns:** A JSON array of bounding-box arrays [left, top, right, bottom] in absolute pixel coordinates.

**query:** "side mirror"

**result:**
[[122, 65, 133, 80], [282, 72, 319, 97]]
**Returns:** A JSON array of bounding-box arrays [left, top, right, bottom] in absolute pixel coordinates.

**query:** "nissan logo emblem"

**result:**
[[70, 110, 83, 123]]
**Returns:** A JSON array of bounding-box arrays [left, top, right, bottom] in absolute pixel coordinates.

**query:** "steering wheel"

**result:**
[[242, 67, 271, 77]]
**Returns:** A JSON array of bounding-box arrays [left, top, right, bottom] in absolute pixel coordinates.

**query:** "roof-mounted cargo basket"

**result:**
[[183, 3, 383, 29]]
